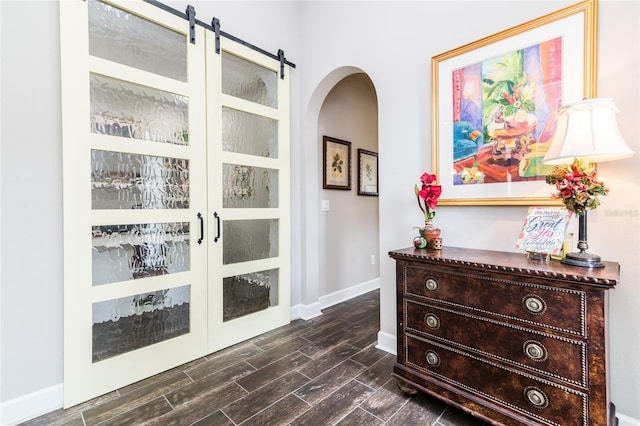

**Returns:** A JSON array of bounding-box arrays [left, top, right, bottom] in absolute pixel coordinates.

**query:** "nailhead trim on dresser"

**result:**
[[391, 246, 619, 426]]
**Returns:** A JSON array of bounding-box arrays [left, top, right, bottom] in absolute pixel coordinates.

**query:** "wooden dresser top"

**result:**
[[389, 246, 620, 287]]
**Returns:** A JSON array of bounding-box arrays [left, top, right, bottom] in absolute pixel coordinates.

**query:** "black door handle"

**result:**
[[197, 212, 204, 245], [214, 212, 221, 242]]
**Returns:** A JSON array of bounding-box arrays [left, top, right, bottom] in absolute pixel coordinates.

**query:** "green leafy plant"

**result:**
[[365, 163, 373, 180], [331, 153, 344, 173], [482, 50, 536, 131]]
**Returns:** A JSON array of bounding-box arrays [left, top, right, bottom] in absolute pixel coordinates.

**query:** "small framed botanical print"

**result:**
[[323, 136, 351, 190], [357, 149, 378, 196]]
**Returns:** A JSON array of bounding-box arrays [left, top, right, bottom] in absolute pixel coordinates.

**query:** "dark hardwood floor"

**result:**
[[22, 290, 487, 426]]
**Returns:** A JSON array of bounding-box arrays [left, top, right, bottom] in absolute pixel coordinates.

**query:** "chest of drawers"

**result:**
[[389, 246, 619, 426]]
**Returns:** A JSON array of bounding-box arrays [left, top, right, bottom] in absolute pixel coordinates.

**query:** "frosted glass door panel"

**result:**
[[91, 150, 189, 209], [222, 52, 277, 107], [223, 219, 278, 264], [90, 73, 189, 145], [62, 0, 207, 408], [92, 222, 190, 286], [92, 285, 190, 362], [88, 0, 187, 81], [223, 269, 278, 322], [222, 107, 277, 157], [222, 164, 278, 208]]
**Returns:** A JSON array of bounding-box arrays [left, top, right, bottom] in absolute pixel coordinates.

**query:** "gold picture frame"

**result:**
[[432, 0, 597, 206]]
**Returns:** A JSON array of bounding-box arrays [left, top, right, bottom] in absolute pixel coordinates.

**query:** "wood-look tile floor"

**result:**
[[22, 290, 488, 426]]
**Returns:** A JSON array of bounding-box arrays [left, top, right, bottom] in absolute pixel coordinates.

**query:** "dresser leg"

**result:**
[[397, 379, 418, 396], [610, 402, 618, 426]]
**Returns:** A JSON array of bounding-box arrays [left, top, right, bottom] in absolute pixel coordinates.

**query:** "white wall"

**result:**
[[1, 0, 639, 424], [318, 74, 379, 297], [297, 0, 640, 421], [1, 0, 64, 408]]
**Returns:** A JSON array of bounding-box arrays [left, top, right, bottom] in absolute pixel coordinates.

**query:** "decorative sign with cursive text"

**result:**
[[515, 207, 572, 255]]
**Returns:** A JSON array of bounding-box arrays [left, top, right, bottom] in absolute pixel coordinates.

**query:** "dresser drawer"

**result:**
[[404, 300, 586, 387], [404, 334, 588, 426], [403, 263, 586, 337]]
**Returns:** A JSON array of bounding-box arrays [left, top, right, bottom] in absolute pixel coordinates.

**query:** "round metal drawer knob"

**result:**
[[523, 296, 546, 314], [524, 341, 547, 362], [424, 314, 440, 329], [425, 351, 440, 366], [525, 388, 548, 408], [425, 278, 438, 291]]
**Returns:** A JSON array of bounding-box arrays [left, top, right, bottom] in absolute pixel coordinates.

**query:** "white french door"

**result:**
[[60, 0, 290, 407], [206, 34, 291, 353]]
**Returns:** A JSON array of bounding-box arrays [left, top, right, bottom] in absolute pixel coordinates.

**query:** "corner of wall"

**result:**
[[375, 330, 396, 355], [290, 302, 322, 321], [0, 384, 63, 426], [618, 414, 640, 426]]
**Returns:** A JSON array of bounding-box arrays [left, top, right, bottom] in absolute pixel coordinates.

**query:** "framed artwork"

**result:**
[[431, 0, 597, 206], [357, 149, 378, 196], [323, 136, 352, 190]]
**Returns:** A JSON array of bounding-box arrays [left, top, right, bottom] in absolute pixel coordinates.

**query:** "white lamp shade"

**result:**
[[543, 98, 635, 165]]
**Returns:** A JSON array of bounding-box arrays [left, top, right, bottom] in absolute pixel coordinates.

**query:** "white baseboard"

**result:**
[[618, 413, 640, 426], [290, 278, 380, 321], [290, 304, 302, 320], [290, 301, 322, 321], [1, 384, 63, 426], [375, 330, 396, 355], [319, 278, 380, 310]]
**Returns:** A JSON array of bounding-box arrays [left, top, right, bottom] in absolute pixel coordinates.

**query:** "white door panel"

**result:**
[[60, 0, 291, 407], [206, 35, 291, 354], [61, 0, 207, 407]]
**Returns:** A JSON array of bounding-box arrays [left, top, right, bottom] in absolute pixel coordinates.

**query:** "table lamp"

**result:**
[[543, 98, 635, 268]]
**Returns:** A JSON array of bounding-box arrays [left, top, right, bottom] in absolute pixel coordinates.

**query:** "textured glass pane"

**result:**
[[223, 219, 278, 265], [222, 164, 278, 208], [92, 285, 190, 362], [91, 150, 189, 210], [88, 0, 187, 81], [90, 73, 189, 145], [92, 222, 190, 286], [222, 52, 277, 107], [223, 269, 278, 322], [222, 107, 277, 157]]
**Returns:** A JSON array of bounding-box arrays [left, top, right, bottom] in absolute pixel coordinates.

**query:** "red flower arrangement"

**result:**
[[545, 159, 608, 215], [415, 173, 442, 221]]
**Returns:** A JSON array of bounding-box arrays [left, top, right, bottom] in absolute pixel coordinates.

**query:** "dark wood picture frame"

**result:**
[[357, 149, 378, 196], [323, 136, 351, 190]]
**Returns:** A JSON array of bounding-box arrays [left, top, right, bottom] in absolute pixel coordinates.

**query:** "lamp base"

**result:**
[[561, 251, 604, 268]]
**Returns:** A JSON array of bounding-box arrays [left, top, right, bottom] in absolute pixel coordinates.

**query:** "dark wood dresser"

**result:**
[[389, 246, 619, 426]]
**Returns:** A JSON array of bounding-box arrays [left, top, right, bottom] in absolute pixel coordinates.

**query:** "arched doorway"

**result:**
[[300, 68, 380, 320]]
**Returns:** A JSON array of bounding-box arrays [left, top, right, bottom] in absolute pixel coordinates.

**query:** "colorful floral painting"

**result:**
[[451, 37, 562, 185]]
